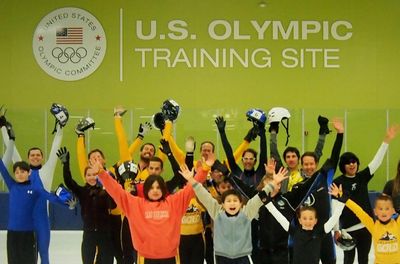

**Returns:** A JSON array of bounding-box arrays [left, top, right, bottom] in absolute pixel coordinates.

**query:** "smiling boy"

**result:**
[[182, 167, 288, 263]]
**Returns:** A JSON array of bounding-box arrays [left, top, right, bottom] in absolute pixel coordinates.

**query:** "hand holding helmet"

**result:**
[[50, 103, 69, 133], [161, 99, 180, 121], [75, 117, 95, 136]]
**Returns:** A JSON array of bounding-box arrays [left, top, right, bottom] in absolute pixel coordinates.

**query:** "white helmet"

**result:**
[[267, 107, 291, 123]]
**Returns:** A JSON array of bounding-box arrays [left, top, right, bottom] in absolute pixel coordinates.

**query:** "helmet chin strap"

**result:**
[[282, 118, 290, 146]]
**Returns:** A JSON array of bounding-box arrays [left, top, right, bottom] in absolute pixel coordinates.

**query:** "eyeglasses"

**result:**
[[242, 157, 256, 161]]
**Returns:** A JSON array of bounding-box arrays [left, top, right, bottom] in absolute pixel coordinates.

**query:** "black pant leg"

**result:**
[[122, 217, 136, 264], [179, 233, 204, 264], [7, 231, 37, 264], [320, 233, 336, 264], [204, 226, 214, 264]]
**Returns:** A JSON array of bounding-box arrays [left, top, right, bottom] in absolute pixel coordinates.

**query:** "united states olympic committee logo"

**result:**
[[33, 7, 106, 81]]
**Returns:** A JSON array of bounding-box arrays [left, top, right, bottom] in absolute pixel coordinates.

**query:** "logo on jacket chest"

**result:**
[[144, 210, 169, 220]]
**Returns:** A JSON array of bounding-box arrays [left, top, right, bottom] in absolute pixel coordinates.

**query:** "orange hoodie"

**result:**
[[98, 168, 207, 259]]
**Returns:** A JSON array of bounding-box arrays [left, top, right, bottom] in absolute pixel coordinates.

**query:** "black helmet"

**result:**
[[50, 103, 69, 127], [335, 231, 357, 251], [151, 112, 166, 130], [161, 99, 180, 121], [118, 161, 139, 180], [75, 117, 95, 135]]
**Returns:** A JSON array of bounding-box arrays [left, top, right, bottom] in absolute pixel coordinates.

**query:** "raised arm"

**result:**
[[57, 147, 81, 194], [269, 131, 284, 173], [181, 164, 220, 220], [344, 199, 375, 234], [314, 115, 330, 161], [0, 115, 22, 166], [215, 116, 242, 175], [0, 157, 15, 189], [96, 162, 137, 217], [255, 125, 267, 176], [159, 139, 187, 193], [113, 108, 132, 163], [368, 124, 399, 174], [323, 199, 345, 233], [243, 167, 287, 220], [329, 118, 344, 170], [41, 123, 64, 191]]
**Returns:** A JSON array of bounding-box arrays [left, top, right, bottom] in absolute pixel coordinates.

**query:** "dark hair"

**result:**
[[143, 175, 168, 201], [88, 149, 105, 160], [215, 177, 231, 187], [140, 143, 156, 152], [392, 160, 400, 197], [297, 205, 317, 219], [84, 166, 94, 176], [301, 151, 318, 165], [13, 161, 30, 173], [149, 156, 164, 169], [211, 160, 229, 176], [221, 189, 243, 203], [200, 141, 215, 153], [242, 148, 258, 159], [27, 147, 43, 157], [339, 152, 360, 174], [283, 147, 300, 161], [375, 193, 394, 207]]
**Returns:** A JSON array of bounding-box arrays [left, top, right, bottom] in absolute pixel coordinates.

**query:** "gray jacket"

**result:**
[[192, 182, 274, 259]]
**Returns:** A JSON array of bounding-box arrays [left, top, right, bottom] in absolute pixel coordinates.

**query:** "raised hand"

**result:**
[[329, 183, 348, 203], [159, 138, 172, 155], [272, 167, 288, 188], [179, 163, 195, 183], [204, 151, 216, 168], [114, 105, 127, 117], [244, 126, 258, 142], [264, 158, 276, 176], [56, 147, 70, 164], [215, 116, 226, 132], [384, 124, 400, 143], [329, 182, 342, 198], [66, 197, 78, 210], [138, 122, 152, 139], [332, 118, 344, 134]]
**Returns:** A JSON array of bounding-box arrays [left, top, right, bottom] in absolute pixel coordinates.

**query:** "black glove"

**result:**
[[0, 115, 6, 127], [57, 147, 70, 164], [215, 116, 226, 133], [0, 105, 6, 127], [318, 115, 331, 135], [252, 120, 266, 136], [5, 122, 15, 141], [159, 138, 172, 155], [244, 126, 258, 142], [268, 121, 279, 133]]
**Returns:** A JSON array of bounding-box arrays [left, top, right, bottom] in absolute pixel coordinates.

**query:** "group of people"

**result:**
[[1, 101, 400, 264]]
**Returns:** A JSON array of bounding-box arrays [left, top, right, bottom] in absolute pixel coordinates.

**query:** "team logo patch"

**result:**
[[32, 7, 106, 81]]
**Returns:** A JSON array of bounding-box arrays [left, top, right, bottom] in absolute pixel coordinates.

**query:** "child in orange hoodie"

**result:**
[[93, 156, 213, 264]]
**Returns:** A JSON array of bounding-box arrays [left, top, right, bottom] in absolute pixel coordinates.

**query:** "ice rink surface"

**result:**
[[0, 230, 374, 263]]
